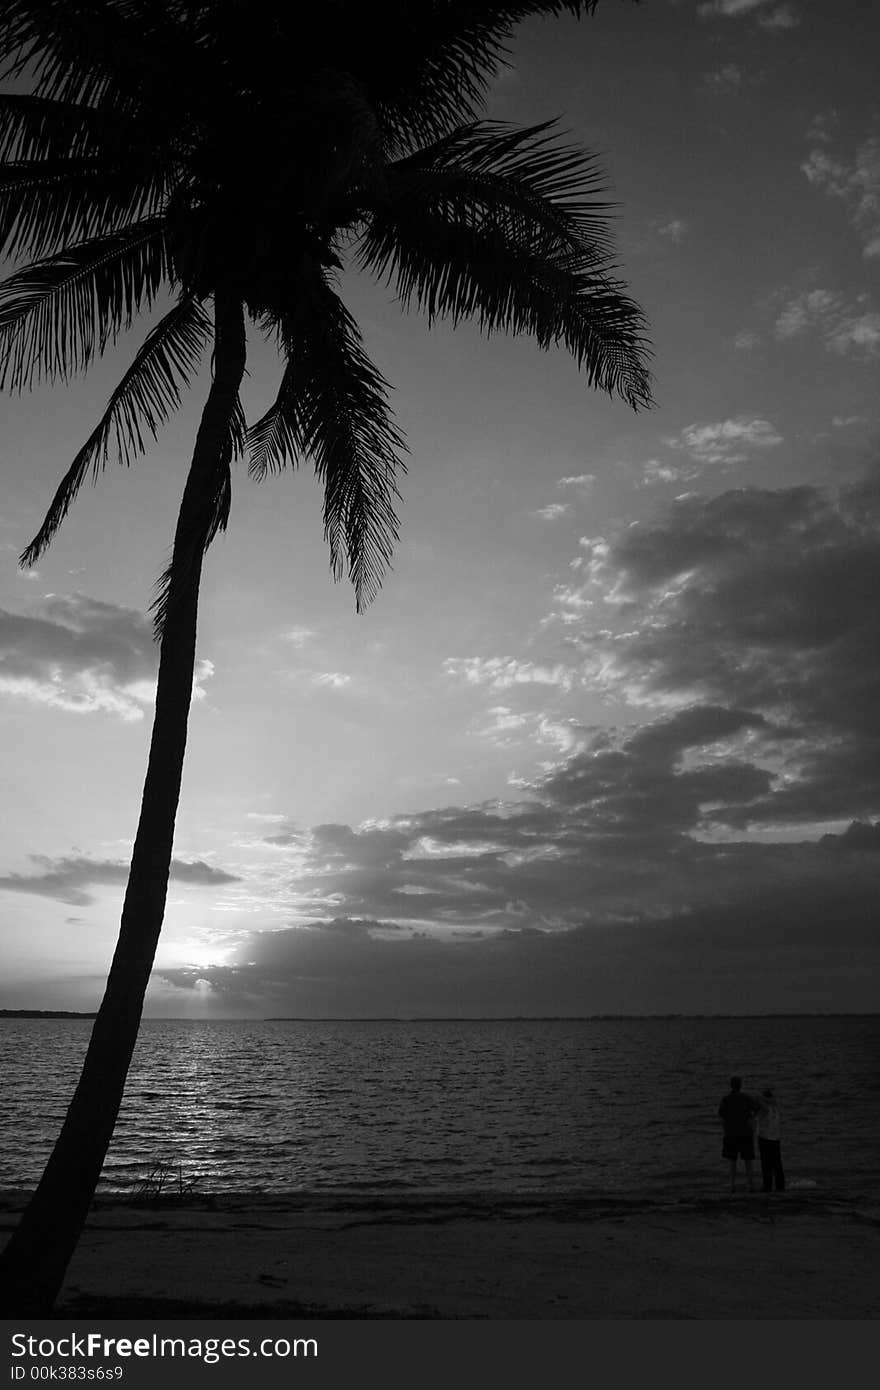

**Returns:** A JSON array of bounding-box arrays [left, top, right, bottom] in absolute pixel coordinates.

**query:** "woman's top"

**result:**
[[756, 1101, 781, 1141]]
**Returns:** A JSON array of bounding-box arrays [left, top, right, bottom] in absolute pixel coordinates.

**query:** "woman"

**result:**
[[756, 1088, 785, 1193]]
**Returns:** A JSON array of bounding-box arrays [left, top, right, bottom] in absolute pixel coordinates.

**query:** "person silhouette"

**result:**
[[718, 1076, 761, 1193], [756, 1087, 785, 1193]]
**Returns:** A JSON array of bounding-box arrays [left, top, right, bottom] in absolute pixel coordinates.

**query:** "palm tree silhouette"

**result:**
[[0, 1, 651, 1312]]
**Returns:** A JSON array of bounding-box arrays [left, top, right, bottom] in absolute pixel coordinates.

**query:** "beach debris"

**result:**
[[128, 1158, 200, 1203]]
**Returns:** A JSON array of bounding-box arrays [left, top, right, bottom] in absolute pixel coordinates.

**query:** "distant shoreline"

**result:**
[[261, 1012, 880, 1021], [0, 1009, 97, 1019], [3, 1010, 877, 1022]]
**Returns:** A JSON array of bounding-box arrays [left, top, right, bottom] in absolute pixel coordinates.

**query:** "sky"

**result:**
[[1, 0, 879, 1017]]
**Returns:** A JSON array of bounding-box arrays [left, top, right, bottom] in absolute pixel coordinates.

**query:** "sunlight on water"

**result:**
[[1, 1017, 877, 1197]]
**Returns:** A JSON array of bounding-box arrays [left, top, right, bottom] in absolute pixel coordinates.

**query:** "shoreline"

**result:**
[[2, 1187, 878, 1319]]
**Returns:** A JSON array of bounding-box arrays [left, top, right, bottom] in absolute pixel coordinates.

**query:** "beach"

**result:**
[[2, 1188, 877, 1319]]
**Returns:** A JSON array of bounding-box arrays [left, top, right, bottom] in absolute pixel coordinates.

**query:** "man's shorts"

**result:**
[[723, 1133, 755, 1161]]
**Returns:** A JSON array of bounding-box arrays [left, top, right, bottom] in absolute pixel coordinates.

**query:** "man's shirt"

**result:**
[[718, 1091, 756, 1136]]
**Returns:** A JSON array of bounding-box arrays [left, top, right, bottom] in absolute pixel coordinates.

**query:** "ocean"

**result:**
[[1, 1016, 877, 1198]]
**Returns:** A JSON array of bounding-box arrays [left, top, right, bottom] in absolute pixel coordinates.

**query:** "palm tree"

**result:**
[[0, 0, 650, 1313]]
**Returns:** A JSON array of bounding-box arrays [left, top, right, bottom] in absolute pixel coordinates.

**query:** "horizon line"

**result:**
[[3, 1009, 878, 1022]]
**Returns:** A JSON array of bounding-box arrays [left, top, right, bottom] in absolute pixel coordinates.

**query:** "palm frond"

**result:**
[[20, 295, 211, 566], [256, 280, 407, 610], [176, 3, 597, 157], [359, 121, 652, 409], [245, 361, 302, 481], [0, 91, 111, 162], [226, 391, 248, 467], [0, 218, 169, 390], [0, 158, 170, 261], [0, 92, 174, 259], [350, 2, 598, 152], [369, 218, 651, 407], [0, 160, 99, 260], [0, 1, 218, 128], [382, 120, 617, 260]]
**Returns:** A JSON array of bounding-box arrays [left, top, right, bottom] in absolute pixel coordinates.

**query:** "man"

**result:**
[[756, 1087, 785, 1193], [718, 1076, 761, 1194]]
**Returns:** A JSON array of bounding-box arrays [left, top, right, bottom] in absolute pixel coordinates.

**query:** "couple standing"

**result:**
[[718, 1076, 785, 1194]]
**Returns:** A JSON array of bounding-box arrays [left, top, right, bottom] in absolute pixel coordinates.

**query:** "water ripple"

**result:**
[[1, 1017, 877, 1196]]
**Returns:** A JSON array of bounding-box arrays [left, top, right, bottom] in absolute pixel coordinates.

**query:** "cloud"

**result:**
[[733, 330, 759, 352], [829, 313, 880, 357], [443, 656, 577, 693], [535, 716, 587, 756], [0, 593, 213, 721], [224, 795, 880, 1011], [702, 63, 743, 94], [775, 289, 880, 358], [530, 475, 595, 519], [698, 0, 799, 23], [556, 474, 596, 492], [533, 502, 571, 521], [311, 671, 351, 689], [820, 820, 880, 853], [263, 824, 309, 847], [0, 855, 240, 906], [755, 3, 800, 27], [664, 417, 783, 467], [167, 859, 239, 887], [153, 871, 877, 1016], [566, 468, 880, 823], [806, 111, 839, 146], [281, 626, 314, 648], [474, 705, 533, 748], [802, 135, 880, 258], [653, 217, 688, 244], [698, 0, 768, 14], [774, 289, 839, 338], [831, 415, 866, 429], [470, 707, 588, 755], [641, 459, 689, 487], [536, 706, 772, 830]]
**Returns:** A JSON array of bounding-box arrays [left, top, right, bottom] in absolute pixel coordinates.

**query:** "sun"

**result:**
[[155, 934, 236, 972]]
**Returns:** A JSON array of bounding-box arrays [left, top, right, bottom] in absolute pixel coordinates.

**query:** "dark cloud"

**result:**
[[0, 592, 215, 720], [306, 822, 414, 867], [167, 859, 240, 887], [241, 756, 880, 959], [261, 821, 308, 847], [1, 594, 154, 673], [571, 468, 880, 825], [1, 593, 154, 673], [538, 707, 773, 831], [155, 876, 879, 1016], [0, 593, 156, 720], [820, 819, 880, 852], [0, 854, 240, 906], [626, 705, 768, 759], [594, 475, 879, 710]]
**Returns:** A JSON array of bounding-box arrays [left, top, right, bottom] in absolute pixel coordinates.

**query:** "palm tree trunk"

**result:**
[[0, 292, 246, 1316]]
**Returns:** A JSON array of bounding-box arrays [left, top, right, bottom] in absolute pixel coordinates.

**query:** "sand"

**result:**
[[1, 1189, 878, 1319]]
